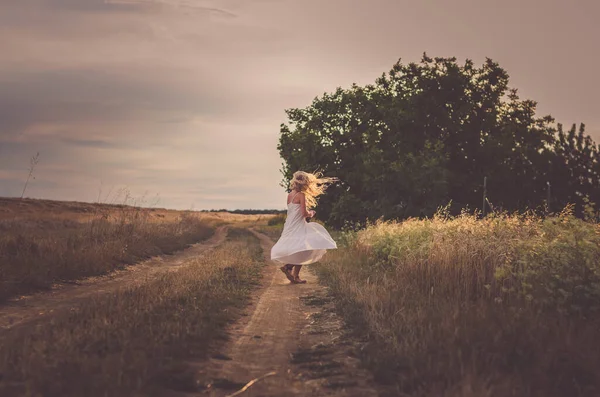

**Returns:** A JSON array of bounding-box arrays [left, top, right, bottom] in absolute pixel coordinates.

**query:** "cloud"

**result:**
[[0, 68, 232, 140], [105, 0, 238, 17], [1, 0, 236, 15], [60, 138, 118, 149], [0, 0, 599, 211], [3, 0, 145, 11]]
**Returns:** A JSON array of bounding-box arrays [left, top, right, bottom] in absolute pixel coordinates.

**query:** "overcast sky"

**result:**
[[0, 0, 598, 210]]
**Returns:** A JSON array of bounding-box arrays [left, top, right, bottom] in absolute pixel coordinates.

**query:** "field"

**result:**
[[0, 198, 375, 397], [2, 197, 600, 396], [316, 209, 600, 396], [0, 197, 267, 302], [0, 227, 264, 396]]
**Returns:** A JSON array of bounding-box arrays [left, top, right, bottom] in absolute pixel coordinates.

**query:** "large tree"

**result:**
[[549, 123, 600, 213], [278, 54, 598, 227]]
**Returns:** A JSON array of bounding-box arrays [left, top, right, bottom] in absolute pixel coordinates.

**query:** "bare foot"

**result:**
[[279, 266, 295, 283], [292, 277, 307, 284]]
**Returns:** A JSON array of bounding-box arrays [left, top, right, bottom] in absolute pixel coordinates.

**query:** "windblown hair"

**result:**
[[289, 171, 337, 209]]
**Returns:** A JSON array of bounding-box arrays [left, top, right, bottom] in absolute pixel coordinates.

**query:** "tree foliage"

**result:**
[[278, 54, 600, 228]]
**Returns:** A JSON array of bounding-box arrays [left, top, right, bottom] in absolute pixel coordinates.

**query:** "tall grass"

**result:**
[[254, 214, 286, 240], [0, 206, 214, 302], [267, 213, 286, 226], [317, 209, 600, 396], [0, 228, 263, 397]]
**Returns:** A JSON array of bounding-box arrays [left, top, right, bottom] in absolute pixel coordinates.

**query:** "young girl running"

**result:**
[[271, 171, 337, 284]]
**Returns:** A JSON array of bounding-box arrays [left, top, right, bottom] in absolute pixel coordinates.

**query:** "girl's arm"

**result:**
[[299, 193, 315, 218]]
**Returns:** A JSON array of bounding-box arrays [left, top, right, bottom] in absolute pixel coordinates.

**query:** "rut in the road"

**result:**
[[0, 226, 228, 331], [176, 229, 379, 397]]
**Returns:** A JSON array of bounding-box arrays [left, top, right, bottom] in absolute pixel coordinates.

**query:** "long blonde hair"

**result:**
[[289, 171, 337, 209]]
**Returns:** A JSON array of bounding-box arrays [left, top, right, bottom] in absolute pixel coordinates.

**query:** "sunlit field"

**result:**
[[317, 208, 600, 396], [0, 197, 272, 302], [3, 193, 600, 396], [0, 228, 264, 397], [255, 213, 286, 240], [0, 198, 217, 302]]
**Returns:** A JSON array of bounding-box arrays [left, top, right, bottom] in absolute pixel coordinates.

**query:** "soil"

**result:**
[[0, 226, 381, 396], [154, 230, 379, 397]]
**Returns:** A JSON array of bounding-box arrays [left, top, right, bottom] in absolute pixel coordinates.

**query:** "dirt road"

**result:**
[[174, 230, 379, 397], [0, 226, 380, 396], [0, 226, 228, 331]]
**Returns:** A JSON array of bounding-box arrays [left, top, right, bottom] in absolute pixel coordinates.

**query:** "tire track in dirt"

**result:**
[[177, 229, 379, 397], [0, 226, 228, 331]]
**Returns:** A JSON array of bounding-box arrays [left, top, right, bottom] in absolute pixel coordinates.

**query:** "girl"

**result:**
[[271, 171, 337, 284]]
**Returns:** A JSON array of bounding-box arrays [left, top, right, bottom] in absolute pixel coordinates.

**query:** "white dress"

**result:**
[[270, 196, 337, 265]]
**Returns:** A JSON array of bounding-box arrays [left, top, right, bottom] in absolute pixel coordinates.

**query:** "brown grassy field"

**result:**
[[10, 194, 600, 396], [317, 210, 600, 397], [0, 197, 270, 302], [255, 213, 286, 240], [0, 227, 264, 397], [0, 197, 270, 223]]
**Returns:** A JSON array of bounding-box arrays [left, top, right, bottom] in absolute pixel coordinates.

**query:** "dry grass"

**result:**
[[248, 213, 285, 240], [317, 209, 600, 397], [267, 213, 286, 226], [0, 228, 264, 397], [0, 200, 217, 302], [255, 225, 284, 241]]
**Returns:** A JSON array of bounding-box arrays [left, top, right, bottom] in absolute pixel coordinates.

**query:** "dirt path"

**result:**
[[0, 226, 228, 331], [171, 230, 379, 397]]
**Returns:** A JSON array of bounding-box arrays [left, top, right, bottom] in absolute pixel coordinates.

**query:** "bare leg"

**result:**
[[292, 265, 306, 284], [279, 264, 295, 282]]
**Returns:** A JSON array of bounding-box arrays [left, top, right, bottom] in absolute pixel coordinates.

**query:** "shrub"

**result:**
[[317, 210, 600, 396]]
